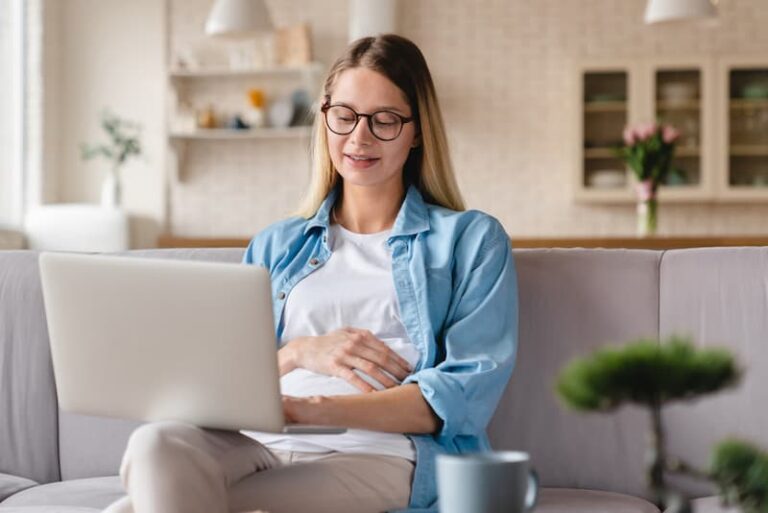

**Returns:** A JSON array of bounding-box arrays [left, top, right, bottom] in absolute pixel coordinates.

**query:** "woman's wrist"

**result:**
[[277, 339, 302, 376]]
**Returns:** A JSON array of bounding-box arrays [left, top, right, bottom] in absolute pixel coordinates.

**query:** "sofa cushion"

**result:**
[[536, 488, 660, 512], [660, 247, 768, 498], [0, 476, 123, 510], [0, 472, 38, 502], [489, 249, 662, 500], [0, 251, 60, 484]]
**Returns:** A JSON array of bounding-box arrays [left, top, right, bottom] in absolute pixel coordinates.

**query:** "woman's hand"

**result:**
[[278, 328, 413, 392]]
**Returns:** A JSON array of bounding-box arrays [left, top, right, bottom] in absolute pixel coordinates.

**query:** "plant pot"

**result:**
[[101, 169, 121, 208]]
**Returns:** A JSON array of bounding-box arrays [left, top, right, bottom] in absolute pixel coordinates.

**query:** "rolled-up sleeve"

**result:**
[[404, 221, 518, 443]]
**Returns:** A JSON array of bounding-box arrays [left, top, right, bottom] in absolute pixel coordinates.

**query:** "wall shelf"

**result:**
[[169, 62, 325, 80], [170, 127, 312, 140]]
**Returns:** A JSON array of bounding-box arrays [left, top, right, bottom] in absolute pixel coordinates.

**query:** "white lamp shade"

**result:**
[[644, 0, 717, 24], [205, 0, 273, 38], [349, 0, 397, 42]]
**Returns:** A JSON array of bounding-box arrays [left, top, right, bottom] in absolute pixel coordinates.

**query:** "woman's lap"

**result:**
[[228, 450, 413, 513], [117, 422, 413, 513]]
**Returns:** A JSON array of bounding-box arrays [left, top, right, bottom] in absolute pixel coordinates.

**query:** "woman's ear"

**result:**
[[411, 134, 422, 148]]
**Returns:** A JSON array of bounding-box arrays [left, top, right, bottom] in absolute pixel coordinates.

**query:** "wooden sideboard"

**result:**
[[157, 235, 768, 250]]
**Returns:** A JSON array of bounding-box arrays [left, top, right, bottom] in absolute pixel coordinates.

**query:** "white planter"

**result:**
[[101, 169, 122, 208]]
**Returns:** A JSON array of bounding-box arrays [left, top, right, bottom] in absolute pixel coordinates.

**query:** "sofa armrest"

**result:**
[[0, 472, 38, 502]]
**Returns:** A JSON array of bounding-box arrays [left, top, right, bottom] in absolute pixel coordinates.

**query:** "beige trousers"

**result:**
[[102, 421, 414, 513]]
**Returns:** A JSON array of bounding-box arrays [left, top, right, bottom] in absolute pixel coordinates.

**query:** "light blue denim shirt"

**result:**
[[242, 185, 518, 512]]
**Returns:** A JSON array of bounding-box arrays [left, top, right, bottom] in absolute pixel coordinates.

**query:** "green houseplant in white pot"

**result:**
[[80, 110, 143, 208]]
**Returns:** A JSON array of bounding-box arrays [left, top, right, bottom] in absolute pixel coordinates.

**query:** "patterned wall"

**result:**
[[168, 0, 768, 238]]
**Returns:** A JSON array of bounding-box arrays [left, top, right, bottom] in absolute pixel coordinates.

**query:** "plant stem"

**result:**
[[665, 458, 712, 482], [649, 401, 668, 509]]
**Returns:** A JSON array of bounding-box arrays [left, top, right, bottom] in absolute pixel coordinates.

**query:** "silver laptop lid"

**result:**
[[39, 252, 285, 433]]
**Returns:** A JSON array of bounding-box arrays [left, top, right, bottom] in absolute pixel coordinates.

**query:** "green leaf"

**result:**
[[556, 337, 741, 411]]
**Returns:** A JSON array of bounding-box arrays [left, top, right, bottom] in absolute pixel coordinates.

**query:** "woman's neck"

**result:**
[[334, 181, 404, 234]]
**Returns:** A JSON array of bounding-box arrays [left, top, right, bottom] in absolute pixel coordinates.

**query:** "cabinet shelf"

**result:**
[[730, 145, 768, 156], [584, 101, 627, 113], [170, 127, 312, 140], [730, 99, 768, 109], [657, 101, 700, 111], [169, 62, 324, 80]]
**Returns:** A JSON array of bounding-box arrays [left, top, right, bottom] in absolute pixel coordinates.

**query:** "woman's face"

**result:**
[[325, 67, 418, 191]]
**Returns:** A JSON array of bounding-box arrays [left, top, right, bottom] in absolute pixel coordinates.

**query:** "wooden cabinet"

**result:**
[[576, 56, 768, 203], [717, 56, 768, 201]]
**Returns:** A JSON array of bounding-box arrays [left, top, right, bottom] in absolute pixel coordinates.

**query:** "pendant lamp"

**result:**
[[205, 0, 273, 38], [644, 0, 718, 24]]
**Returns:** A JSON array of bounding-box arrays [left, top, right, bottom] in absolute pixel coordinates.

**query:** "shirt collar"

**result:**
[[303, 184, 431, 237]]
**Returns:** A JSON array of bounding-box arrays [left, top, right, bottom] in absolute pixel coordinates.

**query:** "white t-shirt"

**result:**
[[241, 223, 422, 461]]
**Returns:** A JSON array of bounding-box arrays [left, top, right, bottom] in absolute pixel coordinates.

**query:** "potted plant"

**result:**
[[80, 109, 143, 208], [556, 337, 768, 513]]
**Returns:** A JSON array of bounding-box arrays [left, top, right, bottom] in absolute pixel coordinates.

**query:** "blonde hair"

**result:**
[[295, 34, 465, 218]]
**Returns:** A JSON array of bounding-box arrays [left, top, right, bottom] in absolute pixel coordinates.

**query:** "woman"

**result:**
[[105, 34, 517, 513]]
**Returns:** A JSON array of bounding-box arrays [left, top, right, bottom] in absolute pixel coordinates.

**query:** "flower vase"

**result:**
[[635, 180, 658, 237], [100, 168, 121, 208]]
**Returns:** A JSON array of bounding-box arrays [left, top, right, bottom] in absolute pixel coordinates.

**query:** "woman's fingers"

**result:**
[[345, 355, 399, 388], [350, 344, 410, 381], [346, 328, 413, 376], [332, 364, 375, 393]]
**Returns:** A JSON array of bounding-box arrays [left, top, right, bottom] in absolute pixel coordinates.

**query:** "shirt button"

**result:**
[[309, 258, 319, 266], [277, 292, 286, 300]]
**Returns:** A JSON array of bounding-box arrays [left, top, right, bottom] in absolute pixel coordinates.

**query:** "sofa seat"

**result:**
[[0, 480, 659, 513], [0, 476, 124, 511], [536, 488, 659, 513], [0, 472, 38, 502]]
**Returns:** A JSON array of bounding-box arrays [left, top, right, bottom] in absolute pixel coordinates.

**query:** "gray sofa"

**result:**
[[1, 247, 766, 512]]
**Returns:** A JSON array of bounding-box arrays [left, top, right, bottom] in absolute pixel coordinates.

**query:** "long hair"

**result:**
[[295, 34, 465, 217]]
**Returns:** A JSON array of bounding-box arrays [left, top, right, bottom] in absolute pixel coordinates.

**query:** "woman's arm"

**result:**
[[283, 383, 441, 434]]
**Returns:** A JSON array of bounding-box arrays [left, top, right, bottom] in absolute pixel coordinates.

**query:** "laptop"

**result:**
[[39, 252, 344, 434]]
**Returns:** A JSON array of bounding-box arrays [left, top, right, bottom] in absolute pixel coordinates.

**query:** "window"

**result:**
[[0, 0, 25, 227]]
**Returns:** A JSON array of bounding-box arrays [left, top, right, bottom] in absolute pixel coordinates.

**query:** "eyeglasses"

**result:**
[[321, 102, 414, 141]]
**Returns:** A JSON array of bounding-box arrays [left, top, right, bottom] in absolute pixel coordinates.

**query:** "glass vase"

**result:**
[[636, 180, 658, 237]]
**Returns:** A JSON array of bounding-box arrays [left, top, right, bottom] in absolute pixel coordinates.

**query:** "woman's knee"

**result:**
[[126, 421, 199, 459]]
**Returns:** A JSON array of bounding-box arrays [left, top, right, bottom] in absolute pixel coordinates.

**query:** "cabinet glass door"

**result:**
[[582, 71, 628, 191], [728, 67, 768, 188], [655, 69, 702, 188]]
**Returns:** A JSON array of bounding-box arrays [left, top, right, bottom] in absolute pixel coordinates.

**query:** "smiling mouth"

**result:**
[[345, 154, 380, 161]]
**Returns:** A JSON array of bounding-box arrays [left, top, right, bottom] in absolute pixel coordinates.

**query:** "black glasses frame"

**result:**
[[320, 101, 415, 141]]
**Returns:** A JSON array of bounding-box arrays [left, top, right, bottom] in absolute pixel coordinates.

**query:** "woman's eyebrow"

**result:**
[[332, 100, 407, 114]]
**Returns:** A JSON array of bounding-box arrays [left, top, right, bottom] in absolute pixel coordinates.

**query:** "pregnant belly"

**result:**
[[280, 337, 421, 396]]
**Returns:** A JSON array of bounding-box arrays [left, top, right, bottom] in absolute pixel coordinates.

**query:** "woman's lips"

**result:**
[[344, 154, 380, 169]]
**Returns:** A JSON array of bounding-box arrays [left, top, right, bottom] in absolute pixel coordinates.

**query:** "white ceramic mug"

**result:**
[[436, 451, 539, 513]]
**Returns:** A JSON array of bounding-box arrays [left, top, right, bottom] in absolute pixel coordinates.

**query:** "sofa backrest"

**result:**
[[488, 249, 661, 499], [0, 251, 61, 484], [658, 248, 768, 497]]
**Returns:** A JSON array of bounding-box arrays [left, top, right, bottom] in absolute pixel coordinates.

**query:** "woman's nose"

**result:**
[[349, 117, 375, 145]]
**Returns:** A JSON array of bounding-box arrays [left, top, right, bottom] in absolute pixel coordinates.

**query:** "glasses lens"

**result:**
[[326, 106, 357, 134], [371, 111, 402, 140]]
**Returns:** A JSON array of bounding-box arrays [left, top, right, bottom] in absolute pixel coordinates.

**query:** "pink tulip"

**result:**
[[637, 122, 658, 141], [623, 126, 637, 145], [662, 125, 680, 144]]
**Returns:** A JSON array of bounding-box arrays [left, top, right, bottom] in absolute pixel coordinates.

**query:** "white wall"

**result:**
[[47, 0, 166, 247]]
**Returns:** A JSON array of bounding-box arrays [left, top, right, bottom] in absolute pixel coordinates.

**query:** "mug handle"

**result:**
[[525, 468, 539, 511]]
